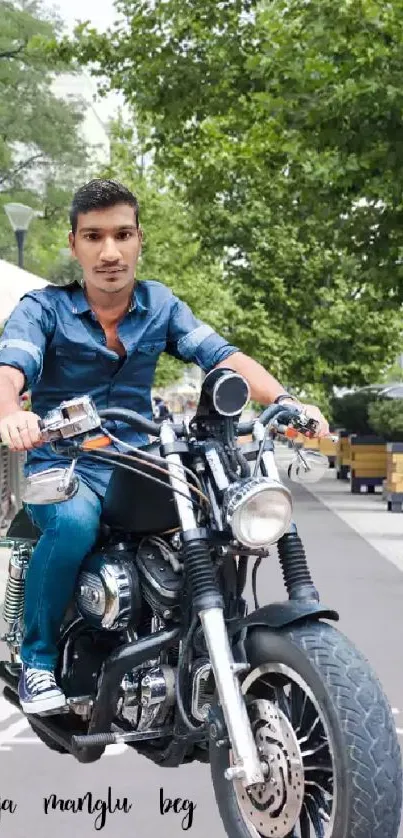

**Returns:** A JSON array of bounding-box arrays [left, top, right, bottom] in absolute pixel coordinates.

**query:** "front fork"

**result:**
[[160, 423, 265, 788]]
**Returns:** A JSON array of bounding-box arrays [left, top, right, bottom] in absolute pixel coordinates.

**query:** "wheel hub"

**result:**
[[233, 699, 304, 838]]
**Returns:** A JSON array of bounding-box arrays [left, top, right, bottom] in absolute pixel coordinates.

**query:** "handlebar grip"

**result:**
[[99, 408, 160, 436], [238, 403, 302, 436]]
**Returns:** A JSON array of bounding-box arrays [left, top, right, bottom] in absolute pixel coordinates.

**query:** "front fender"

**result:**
[[228, 601, 339, 637]]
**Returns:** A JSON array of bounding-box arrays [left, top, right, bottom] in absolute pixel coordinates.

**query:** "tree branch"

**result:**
[[0, 153, 46, 187], [0, 43, 27, 60]]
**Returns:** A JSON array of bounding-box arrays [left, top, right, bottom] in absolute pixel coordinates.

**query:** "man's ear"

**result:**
[[68, 231, 76, 257], [137, 226, 144, 260]]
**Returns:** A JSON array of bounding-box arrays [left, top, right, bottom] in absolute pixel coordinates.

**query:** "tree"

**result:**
[[55, 0, 403, 399], [100, 118, 274, 387], [0, 0, 90, 277]]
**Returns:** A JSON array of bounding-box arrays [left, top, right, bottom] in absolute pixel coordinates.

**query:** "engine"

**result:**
[[135, 536, 183, 621], [75, 545, 142, 630], [74, 537, 184, 630]]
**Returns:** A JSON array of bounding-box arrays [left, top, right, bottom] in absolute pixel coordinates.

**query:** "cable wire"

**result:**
[[77, 448, 206, 513], [100, 427, 209, 506]]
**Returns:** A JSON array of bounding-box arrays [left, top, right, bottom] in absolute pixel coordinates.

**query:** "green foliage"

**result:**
[[0, 0, 91, 279], [100, 119, 274, 387], [56, 0, 403, 393], [331, 389, 381, 435], [368, 398, 403, 442], [0, 0, 87, 193]]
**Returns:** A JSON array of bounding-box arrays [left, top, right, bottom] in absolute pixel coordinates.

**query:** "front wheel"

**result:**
[[210, 621, 402, 838]]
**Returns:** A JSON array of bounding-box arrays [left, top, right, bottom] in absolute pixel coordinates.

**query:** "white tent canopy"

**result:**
[[0, 259, 48, 325]]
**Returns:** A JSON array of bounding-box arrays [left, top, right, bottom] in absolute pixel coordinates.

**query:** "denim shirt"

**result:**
[[0, 280, 238, 497]]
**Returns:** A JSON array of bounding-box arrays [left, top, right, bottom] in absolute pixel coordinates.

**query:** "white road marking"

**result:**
[[105, 743, 128, 755], [0, 717, 29, 744], [0, 696, 17, 722]]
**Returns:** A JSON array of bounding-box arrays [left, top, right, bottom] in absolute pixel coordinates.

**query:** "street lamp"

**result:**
[[4, 203, 36, 269]]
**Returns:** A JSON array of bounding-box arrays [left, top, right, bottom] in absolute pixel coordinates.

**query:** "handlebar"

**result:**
[[101, 403, 307, 439], [237, 402, 303, 436], [98, 408, 183, 438], [35, 401, 314, 445], [20, 397, 315, 450]]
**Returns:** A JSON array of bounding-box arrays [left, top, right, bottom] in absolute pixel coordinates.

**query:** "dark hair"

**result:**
[[70, 179, 140, 234]]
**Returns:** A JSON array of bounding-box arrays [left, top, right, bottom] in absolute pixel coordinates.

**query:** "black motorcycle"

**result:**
[[0, 368, 401, 838]]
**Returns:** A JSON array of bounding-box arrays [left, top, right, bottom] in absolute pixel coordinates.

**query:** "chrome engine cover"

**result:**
[[136, 537, 183, 620], [75, 547, 142, 630]]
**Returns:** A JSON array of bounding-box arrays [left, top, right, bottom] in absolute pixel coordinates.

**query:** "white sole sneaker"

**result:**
[[20, 692, 67, 715]]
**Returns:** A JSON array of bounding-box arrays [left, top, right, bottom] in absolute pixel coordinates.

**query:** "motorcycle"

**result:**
[[0, 368, 401, 838]]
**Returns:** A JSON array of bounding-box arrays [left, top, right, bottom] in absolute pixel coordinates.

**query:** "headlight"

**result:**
[[225, 478, 292, 548]]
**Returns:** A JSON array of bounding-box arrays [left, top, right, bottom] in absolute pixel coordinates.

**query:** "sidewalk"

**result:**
[[297, 469, 403, 574]]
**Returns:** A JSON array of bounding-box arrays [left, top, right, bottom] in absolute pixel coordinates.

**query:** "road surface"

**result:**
[[0, 475, 402, 837]]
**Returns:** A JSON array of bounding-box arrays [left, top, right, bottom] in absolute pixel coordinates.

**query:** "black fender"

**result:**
[[227, 600, 339, 638]]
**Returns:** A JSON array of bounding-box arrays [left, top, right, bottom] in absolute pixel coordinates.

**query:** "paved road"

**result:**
[[0, 477, 402, 837]]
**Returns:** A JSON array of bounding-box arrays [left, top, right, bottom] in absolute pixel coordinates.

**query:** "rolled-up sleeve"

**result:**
[[0, 295, 52, 389], [166, 296, 239, 372]]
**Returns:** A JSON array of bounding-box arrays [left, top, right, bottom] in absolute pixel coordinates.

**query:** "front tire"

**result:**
[[210, 621, 402, 838]]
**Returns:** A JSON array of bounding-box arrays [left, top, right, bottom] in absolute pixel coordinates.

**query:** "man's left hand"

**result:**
[[279, 398, 329, 438], [297, 403, 330, 438]]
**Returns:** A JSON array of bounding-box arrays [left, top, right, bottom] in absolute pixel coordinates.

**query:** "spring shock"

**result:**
[[2, 543, 31, 625], [277, 526, 319, 602]]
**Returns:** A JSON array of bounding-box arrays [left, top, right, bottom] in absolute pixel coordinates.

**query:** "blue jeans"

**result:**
[[21, 479, 102, 671]]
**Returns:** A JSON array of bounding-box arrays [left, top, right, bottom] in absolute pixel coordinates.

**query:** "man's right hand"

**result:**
[[0, 410, 43, 452]]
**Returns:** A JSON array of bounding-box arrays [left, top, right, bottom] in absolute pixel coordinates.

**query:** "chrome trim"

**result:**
[[200, 607, 264, 787], [160, 423, 198, 533]]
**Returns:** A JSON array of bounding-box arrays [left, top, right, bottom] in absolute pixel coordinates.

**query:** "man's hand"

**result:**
[[280, 399, 330, 438], [0, 410, 43, 452]]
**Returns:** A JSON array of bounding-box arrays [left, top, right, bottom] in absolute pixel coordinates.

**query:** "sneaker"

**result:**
[[18, 665, 66, 714]]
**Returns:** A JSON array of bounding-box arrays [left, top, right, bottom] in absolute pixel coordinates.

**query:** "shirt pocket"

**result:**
[[134, 339, 165, 355], [130, 340, 166, 384], [48, 345, 100, 395]]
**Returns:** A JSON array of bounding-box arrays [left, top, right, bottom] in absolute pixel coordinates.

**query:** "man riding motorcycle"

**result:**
[[0, 178, 328, 715]]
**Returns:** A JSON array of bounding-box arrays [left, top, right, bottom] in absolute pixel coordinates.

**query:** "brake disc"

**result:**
[[232, 699, 304, 838]]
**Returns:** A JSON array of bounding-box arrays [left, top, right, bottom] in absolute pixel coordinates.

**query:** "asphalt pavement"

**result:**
[[0, 472, 403, 837]]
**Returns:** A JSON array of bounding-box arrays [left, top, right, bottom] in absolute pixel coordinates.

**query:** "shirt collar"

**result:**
[[70, 281, 148, 315]]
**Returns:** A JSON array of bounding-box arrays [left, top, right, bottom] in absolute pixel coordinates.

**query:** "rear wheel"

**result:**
[[210, 621, 402, 838]]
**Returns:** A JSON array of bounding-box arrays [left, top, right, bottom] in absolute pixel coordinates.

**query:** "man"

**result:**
[[153, 395, 173, 422], [0, 179, 329, 715]]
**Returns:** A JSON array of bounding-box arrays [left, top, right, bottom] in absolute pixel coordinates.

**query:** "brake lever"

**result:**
[[38, 396, 101, 442], [272, 413, 319, 440]]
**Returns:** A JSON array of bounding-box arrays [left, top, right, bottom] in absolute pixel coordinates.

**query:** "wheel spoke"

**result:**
[[304, 794, 326, 838], [299, 803, 311, 838], [298, 714, 321, 746], [274, 684, 292, 720], [292, 681, 308, 734], [304, 763, 333, 774], [300, 738, 329, 758]]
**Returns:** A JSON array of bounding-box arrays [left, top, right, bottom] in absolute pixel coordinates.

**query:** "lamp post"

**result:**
[[4, 202, 36, 269]]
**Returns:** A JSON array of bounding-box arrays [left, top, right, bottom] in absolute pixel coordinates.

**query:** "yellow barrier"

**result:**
[[349, 436, 386, 493], [336, 433, 351, 479]]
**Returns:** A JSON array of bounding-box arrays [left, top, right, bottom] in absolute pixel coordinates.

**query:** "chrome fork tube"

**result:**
[[252, 419, 282, 481], [200, 607, 265, 785], [159, 421, 198, 531], [159, 422, 264, 787]]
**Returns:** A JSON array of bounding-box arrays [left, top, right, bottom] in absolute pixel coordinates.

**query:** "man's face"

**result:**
[[69, 203, 143, 298]]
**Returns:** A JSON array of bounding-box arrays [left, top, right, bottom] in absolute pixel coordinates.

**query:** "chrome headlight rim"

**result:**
[[225, 477, 293, 549]]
